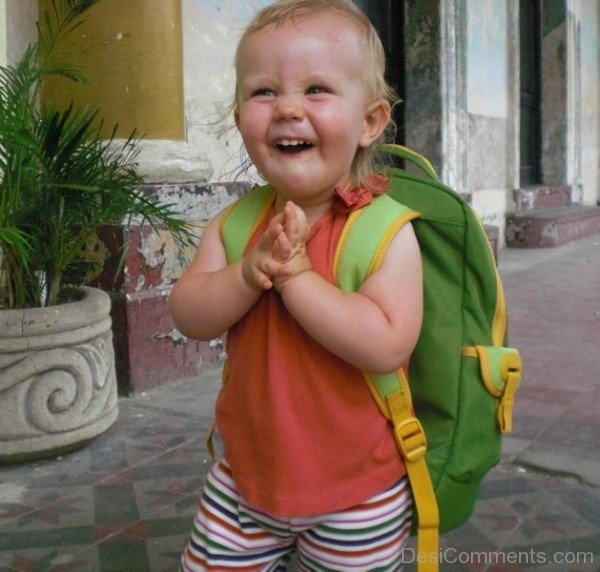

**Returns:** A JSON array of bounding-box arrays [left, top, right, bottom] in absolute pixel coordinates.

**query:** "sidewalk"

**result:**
[[0, 236, 599, 571]]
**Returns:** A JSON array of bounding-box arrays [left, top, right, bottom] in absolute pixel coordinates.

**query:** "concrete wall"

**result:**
[[464, 0, 511, 235], [0, 0, 6, 66], [541, 0, 568, 186], [180, 0, 270, 186], [579, 0, 599, 205], [404, 0, 443, 172], [5, 0, 36, 65]]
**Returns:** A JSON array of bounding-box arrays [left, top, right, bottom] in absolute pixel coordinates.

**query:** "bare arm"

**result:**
[[276, 223, 423, 373], [168, 209, 291, 341]]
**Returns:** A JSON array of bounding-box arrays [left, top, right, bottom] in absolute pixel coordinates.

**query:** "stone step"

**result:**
[[483, 225, 499, 261], [506, 204, 600, 248], [513, 185, 571, 213]]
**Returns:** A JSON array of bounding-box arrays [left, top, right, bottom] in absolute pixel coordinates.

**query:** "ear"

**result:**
[[359, 99, 391, 148], [234, 106, 240, 129]]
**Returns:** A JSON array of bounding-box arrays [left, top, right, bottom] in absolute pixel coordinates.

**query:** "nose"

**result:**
[[273, 95, 305, 121]]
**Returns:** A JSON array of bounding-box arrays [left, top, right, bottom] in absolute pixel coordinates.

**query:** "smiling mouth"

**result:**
[[275, 139, 314, 153]]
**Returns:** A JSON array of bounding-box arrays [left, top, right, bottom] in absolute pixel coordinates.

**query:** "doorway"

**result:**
[[519, 0, 542, 185], [354, 0, 406, 145]]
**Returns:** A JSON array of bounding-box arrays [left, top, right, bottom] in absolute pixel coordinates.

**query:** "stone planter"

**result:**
[[0, 287, 118, 463]]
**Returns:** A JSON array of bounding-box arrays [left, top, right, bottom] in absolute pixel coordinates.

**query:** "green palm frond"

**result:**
[[0, 0, 194, 309]]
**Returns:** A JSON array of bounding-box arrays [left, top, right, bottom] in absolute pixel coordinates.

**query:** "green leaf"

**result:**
[[0, 0, 193, 309]]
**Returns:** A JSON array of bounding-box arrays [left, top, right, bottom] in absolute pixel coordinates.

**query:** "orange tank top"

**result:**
[[215, 187, 406, 517]]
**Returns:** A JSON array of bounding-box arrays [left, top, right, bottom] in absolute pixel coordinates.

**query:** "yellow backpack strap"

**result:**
[[386, 374, 439, 572], [365, 369, 440, 572], [334, 196, 440, 571], [334, 194, 420, 291], [377, 143, 439, 181], [220, 184, 276, 263]]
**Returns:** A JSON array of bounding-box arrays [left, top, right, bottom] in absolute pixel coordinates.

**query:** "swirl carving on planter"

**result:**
[[0, 330, 117, 436], [0, 288, 119, 460]]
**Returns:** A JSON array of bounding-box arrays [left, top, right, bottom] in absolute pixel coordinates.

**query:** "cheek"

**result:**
[[237, 115, 267, 158], [237, 103, 269, 131], [313, 104, 365, 145]]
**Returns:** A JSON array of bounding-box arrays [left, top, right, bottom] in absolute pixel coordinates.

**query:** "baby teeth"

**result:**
[[279, 140, 307, 146]]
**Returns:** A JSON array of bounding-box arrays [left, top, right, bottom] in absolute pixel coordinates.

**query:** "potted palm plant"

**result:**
[[0, 0, 193, 462]]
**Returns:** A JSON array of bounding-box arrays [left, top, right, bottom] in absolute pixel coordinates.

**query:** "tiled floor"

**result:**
[[1, 235, 599, 571], [1, 376, 599, 571], [0, 374, 218, 572]]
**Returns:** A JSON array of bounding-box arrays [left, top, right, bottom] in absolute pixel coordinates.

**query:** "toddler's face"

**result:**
[[235, 13, 379, 208]]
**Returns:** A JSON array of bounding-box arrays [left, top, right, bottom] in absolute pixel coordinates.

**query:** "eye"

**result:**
[[306, 85, 330, 95], [251, 87, 275, 98]]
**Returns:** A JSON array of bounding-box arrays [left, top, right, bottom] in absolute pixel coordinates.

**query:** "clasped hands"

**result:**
[[242, 201, 312, 292]]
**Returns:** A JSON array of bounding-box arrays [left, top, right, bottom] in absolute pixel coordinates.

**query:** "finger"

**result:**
[[273, 231, 292, 261], [294, 205, 309, 240], [284, 202, 301, 242], [254, 268, 274, 289], [270, 262, 293, 277], [270, 211, 286, 227], [288, 202, 309, 243], [258, 222, 283, 251]]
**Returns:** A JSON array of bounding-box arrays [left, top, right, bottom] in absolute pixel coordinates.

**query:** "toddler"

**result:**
[[169, 1, 423, 569]]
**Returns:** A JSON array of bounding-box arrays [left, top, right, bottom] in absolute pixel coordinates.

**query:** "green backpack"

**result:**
[[220, 144, 522, 572]]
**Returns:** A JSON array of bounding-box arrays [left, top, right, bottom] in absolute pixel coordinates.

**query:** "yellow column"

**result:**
[[41, 0, 184, 141]]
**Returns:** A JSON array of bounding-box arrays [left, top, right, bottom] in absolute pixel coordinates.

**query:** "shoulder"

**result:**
[[335, 195, 420, 291]]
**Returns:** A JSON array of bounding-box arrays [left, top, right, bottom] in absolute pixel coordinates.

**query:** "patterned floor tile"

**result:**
[[478, 467, 541, 500], [95, 538, 151, 571], [506, 492, 597, 547], [131, 371, 221, 419], [145, 537, 186, 572], [466, 499, 523, 548], [0, 489, 93, 534], [0, 544, 100, 572], [503, 535, 600, 571], [133, 476, 202, 519], [90, 510, 199, 570], [0, 455, 92, 492], [0, 525, 94, 552], [145, 514, 196, 540], [93, 483, 140, 525], [0, 485, 72, 529], [552, 485, 600, 527], [1, 348, 598, 572]]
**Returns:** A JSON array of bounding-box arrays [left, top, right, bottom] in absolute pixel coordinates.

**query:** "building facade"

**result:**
[[3, 0, 599, 391]]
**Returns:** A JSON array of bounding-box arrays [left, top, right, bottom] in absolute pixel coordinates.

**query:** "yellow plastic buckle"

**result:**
[[393, 417, 427, 463], [498, 353, 523, 433]]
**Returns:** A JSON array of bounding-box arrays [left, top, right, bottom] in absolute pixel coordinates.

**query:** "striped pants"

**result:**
[[180, 461, 412, 571]]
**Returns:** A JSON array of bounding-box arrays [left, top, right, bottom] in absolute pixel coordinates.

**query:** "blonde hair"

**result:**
[[234, 0, 398, 190]]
